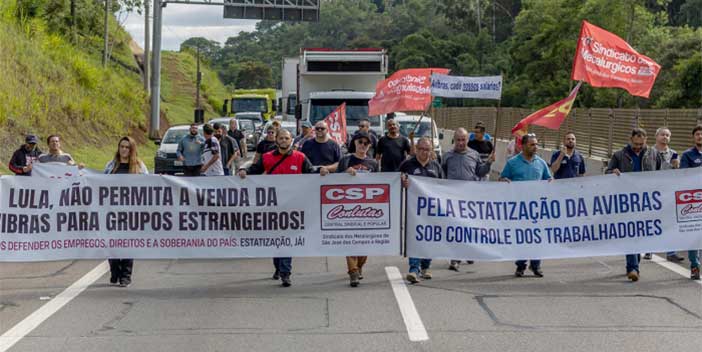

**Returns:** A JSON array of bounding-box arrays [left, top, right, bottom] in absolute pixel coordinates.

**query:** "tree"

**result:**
[[235, 61, 274, 89], [181, 37, 221, 63]]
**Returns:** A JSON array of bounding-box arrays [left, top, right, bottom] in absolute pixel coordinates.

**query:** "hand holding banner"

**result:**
[[323, 103, 347, 145], [368, 68, 450, 116], [571, 20, 661, 98]]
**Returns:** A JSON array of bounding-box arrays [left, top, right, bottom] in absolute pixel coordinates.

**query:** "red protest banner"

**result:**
[[323, 103, 347, 145], [368, 68, 450, 116], [571, 20, 660, 98], [511, 82, 582, 144]]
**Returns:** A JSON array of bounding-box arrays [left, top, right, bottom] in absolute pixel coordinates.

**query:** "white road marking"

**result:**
[[0, 261, 109, 352], [385, 266, 429, 342], [650, 254, 702, 286]]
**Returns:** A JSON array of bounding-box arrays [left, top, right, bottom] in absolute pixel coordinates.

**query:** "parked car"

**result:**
[[208, 117, 258, 151], [154, 124, 203, 174], [394, 114, 444, 161], [234, 113, 265, 150]]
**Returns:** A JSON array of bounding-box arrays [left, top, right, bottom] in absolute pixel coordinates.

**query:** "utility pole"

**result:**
[[196, 46, 201, 109], [103, 0, 110, 67], [476, 0, 481, 34], [149, 0, 163, 139], [144, 0, 151, 94], [492, 0, 496, 42]]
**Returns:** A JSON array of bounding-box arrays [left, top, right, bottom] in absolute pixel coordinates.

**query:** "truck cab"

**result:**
[[297, 48, 388, 138]]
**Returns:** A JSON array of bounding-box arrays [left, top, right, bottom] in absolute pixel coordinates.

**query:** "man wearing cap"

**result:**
[[293, 120, 314, 150], [325, 130, 379, 287], [10, 134, 42, 176]]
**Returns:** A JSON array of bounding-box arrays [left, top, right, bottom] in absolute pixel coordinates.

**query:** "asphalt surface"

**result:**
[[1, 252, 700, 352]]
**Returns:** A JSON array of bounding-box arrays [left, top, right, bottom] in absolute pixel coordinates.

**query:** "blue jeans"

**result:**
[[515, 260, 540, 270], [273, 257, 292, 275], [689, 250, 700, 269], [408, 258, 432, 273], [626, 254, 641, 273]]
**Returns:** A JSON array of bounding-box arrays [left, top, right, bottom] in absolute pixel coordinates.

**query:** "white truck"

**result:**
[[281, 57, 298, 120], [296, 48, 388, 137]]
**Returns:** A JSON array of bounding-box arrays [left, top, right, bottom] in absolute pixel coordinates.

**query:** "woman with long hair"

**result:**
[[104, 136, 148, 287]]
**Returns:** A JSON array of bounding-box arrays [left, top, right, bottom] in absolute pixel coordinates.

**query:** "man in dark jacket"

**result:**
[[606, 128, 662, 282], [10, 135, 42, 176]]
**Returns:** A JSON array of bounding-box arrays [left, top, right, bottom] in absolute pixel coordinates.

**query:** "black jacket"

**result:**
[[9, 146, 42, 176]]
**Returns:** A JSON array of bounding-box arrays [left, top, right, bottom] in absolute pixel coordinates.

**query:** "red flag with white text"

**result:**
[[323, 103, 347, 145], [368, 68, 450, 116], [571, 20, 660, 98]]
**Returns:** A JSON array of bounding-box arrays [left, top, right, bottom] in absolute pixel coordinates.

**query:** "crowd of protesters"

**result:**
[[6, 118, 701, 288]]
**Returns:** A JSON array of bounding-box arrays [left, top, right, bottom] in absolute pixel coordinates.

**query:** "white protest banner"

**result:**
[[0, 173, 401, 261], [407, 169, 702, 260], [430, 74, 502, 100]]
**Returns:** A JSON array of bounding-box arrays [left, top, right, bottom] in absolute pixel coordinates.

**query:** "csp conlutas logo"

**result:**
[[320, 184, 391, 230], [675, 189, 702, 223]]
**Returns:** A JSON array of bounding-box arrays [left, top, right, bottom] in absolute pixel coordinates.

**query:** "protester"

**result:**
[[679, 125, 702, 280], [500, 133, 553, 278], [443, 128, 495, 271], [332, 131, 379, 287], [176, 123, 205, 176], [606, 128, 662, 282], [254, 125, 278, 164], [348, 118, 378, 157], [200, 124, 224, 176], [645, 127, 684, 261], [213, 122, 239, 176], [300, 121, 341, 173], [9, 134, 42, 176], [376, 118, 412, 172], [37, 135, 79, 166], [400, 138, 444, 284], [549, 132, 585, 179], [228, 118, 247, 158], [104, 136, 148, 287], [293, 120, 314, 150], [505, 136, 522, 160], [239, 129, 315, 287], [468, 121, 494, 181]]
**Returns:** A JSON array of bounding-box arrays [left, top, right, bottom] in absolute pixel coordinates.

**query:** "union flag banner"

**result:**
[[571, 20, 660, 98], [368, 68, 450, 116], [323, 103, 347, 145], [511, 82, 582, 143]]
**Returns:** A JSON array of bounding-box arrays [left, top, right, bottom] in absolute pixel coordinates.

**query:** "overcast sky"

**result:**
[[121, 4, 259, 51]]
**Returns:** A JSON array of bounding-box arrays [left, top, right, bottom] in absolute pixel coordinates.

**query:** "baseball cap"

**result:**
[[301, 121, 312, 128], [25, 135, 38, 144], [352, 130, 372, 144]]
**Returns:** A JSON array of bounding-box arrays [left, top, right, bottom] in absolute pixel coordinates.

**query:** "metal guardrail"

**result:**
[[431, 107, 702, 159]]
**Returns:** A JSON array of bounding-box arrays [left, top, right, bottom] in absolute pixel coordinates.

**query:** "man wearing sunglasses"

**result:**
[[300, 121, 341, 174], [347, 119, 378, 157], [254, 125, 278, 164], [329, 131, 379, 287]]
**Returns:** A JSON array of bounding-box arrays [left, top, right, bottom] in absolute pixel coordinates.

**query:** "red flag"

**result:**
[[368, 68, 450, 116], [511, 82, 582, 144], [323, 103, 347, 145], [571, 20, 660, 98]]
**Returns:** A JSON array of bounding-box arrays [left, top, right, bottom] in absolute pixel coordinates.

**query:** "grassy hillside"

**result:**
[[160, 51, 230, 126], [0, 1, 231, 174]]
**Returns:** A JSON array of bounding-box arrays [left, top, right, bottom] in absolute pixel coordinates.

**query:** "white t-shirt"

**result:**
[[202, 136, 224, 176]]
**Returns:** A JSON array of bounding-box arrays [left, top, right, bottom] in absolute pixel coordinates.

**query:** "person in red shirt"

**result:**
[[238, 129, 314, 287]]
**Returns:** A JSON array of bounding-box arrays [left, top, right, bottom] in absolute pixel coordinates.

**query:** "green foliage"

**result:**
[[193, 0, 699, 109]]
